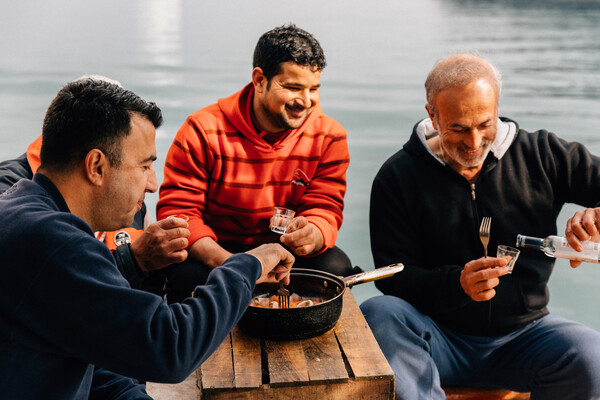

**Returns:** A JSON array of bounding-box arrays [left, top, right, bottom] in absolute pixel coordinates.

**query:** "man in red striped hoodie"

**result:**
[[158, 24, 357, 303]]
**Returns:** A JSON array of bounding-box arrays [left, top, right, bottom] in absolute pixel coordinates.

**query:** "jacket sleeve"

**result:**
[[112, 243, 146, 290], [369, 166, 471, 314], [89, 367, 151, 400], [0, 153, 32, 195], [157, 117, 217, 247], [299, 127, 349, 252]]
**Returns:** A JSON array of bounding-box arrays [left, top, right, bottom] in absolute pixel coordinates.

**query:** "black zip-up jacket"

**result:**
[[370, 117, 600, 336]]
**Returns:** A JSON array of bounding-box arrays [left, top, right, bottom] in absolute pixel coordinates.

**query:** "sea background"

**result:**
[[1, 0, 600, 328]]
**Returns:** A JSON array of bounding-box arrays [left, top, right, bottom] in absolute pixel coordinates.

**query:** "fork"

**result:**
[[479, 217, 492, 258], [277, 281, 290, 309]]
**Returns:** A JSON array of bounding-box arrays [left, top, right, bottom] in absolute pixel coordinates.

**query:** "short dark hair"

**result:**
[[40, 77, 163, 171], [253, 24, 326, 80]]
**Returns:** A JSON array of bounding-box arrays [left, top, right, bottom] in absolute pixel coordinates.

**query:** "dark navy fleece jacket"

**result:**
[[0, 173, 261, 399]]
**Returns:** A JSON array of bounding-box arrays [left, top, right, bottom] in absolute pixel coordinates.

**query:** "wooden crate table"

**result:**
[[147, 290, 394, 399]]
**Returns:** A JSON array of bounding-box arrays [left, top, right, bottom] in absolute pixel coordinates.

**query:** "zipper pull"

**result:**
[[470, 183, 476, 200]]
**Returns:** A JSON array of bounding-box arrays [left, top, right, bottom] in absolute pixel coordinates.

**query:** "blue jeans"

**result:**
[[360, 295, 600, 400]]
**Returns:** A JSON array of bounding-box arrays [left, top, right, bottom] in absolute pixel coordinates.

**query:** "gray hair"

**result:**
[[74, 74, 122, 87], [425, 52, 502, 115]]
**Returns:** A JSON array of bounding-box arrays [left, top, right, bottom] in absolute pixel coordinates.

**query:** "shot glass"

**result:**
[[497, 245, 520, 273], [271, 207, 295, 234]]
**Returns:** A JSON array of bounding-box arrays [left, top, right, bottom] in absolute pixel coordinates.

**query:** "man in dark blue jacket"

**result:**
[[0, 76, 191, 296], [0, 77, 293, 399]]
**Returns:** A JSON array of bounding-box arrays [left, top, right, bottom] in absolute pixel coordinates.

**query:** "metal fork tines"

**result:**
[[277, 281, 290, 309], [479, 217, 492, 258]]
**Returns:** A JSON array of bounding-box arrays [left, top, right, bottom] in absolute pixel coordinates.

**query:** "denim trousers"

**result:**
[[360, 295, 600, 400]]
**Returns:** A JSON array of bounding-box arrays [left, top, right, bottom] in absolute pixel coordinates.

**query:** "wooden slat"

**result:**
[[334, 290, 394, 380], [196, 379, 393, 400], [302, 328, 349, 383], [200, 333, 234, 389], [444, 386, 530, 400], [231, 326, 261, 389], [145, 372, 198, 400], [265, 339, 309, 386]]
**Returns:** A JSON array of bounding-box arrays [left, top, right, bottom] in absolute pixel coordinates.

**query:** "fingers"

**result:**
[[284, 216, 307, 234], [130, 221, 191, 271], [159, 217, 189, 231], [566, 208, 600, 251], [460, 257, 509, 302], [247, 244, 295, 284], [165, 249, 188, 264], [280, 218, 322, 256], [570, 259, 582, 269]]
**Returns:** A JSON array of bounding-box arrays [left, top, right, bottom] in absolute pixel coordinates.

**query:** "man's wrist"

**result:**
[[113, 243, 147, 289]]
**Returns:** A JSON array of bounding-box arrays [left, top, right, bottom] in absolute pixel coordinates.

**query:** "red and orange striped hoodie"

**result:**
[[157, 83, 349, 252]]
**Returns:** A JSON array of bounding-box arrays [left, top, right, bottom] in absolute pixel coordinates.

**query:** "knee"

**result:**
[[360, 295, 408, 332], [294, 246, 355, 276], [573, 338, 600, 393]]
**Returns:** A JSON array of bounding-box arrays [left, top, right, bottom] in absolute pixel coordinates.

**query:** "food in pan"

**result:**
[[250, 292, 323, 309]]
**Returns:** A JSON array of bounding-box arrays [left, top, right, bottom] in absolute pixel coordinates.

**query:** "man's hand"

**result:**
[[279, 217, 324, 256], [246, 243, 294, 284], [460, 257, 509, 302], [565, 207, 600, 268], [130, 217, 190, 272]]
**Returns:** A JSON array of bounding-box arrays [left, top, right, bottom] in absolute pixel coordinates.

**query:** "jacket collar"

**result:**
[[413, 117, 518, 165], [33, 172, 70, 213]]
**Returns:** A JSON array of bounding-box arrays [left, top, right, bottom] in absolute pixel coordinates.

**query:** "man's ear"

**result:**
[[84, 149, 107, 186], [251, 67, 267, 94], [425, 104, 439, 130]]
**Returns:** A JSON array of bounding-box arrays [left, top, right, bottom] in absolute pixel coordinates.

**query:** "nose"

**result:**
[[145, 165, 159, 193], [465, 129, 484, 149], [297, 89, 312, 109]]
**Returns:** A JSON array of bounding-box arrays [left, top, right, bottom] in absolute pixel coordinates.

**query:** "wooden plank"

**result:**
[[200, 333, 234, 390], [197, 378, 393, 400], [444, 386, 530, 400], [145, 372, 198, 400], [265, 339, 309, 387], [302, 328, 349, 384], [231, 326, 261, 389], [334, 290, 394, 381]]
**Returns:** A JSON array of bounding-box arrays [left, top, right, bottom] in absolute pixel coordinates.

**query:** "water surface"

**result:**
[[1, 0, 599, 328]]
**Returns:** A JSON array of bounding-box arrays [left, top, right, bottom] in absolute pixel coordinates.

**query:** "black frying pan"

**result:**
[[237, 264, 404, 340]]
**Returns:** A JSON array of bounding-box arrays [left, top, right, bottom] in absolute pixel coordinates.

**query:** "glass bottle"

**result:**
[[516, 234, 600, 263]]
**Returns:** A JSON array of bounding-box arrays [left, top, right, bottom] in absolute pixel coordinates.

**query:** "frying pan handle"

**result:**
[[342, 263, 404, 287]]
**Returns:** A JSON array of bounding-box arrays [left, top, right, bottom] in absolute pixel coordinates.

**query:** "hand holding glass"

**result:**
[[497, 245, 520, 273], [271, 207, 295, 234]]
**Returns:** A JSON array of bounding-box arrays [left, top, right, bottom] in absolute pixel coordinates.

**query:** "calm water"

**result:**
[[2, 0, 600, 328]]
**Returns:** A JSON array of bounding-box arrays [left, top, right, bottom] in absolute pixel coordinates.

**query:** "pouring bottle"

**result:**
[[516, 234, 600, 263]]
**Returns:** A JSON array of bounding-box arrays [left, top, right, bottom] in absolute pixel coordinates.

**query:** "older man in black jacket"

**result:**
[[362, 53, 600, 399]]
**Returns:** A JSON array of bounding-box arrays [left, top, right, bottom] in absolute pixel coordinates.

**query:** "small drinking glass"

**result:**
[[497, 245, 520, 273], [271, 207, 295, 234]]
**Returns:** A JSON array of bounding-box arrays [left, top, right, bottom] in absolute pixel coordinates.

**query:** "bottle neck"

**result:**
[[516, 234, 544, 249]]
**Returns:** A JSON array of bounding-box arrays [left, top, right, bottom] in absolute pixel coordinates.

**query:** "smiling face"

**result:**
[[427, 77, 499, 182], [252, 61, 321, 134], [99, 113, 158, 230]]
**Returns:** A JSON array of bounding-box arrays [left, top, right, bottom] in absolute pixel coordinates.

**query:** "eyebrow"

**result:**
[[449, 119, 493, 129], [143, 155, 158, 163], [284, 81, 321, 89]]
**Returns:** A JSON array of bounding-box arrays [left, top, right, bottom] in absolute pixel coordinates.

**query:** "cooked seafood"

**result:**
[[250, 292, 322, 309]]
